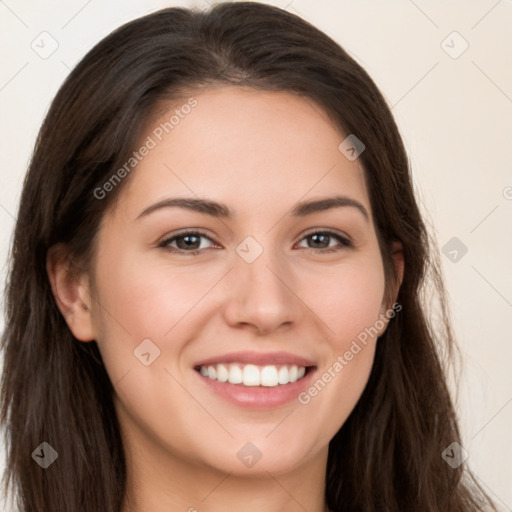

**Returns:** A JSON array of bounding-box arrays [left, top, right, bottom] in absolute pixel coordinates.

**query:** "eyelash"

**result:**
[[158, 229, 353, 256]]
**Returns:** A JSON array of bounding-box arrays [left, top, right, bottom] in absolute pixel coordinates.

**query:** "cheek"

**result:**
[[296, 257, 385, 445], [307, 251, 386, 351], [93, 251, 213, 337], [89, 245, 232, 387], [299, 249, 385, 404], [88, 249, 180, 379]]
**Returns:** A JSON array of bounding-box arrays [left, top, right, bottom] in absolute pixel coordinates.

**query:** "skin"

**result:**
[[48, 86, 403, 512]]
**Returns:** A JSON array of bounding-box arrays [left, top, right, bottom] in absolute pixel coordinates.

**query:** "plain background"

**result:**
[[1, 0, 511, 510]]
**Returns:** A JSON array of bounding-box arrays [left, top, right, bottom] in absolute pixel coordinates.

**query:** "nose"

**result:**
[[222, 246, 302, 336]]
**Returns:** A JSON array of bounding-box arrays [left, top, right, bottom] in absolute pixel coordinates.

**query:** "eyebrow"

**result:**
[[136, 195, 369, 222]]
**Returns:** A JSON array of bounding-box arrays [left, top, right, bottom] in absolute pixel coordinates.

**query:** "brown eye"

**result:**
[[297, 230, 352, 253], [159, 231, 215, 254]]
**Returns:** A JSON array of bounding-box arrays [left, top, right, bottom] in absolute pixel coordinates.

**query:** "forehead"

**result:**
[[110, 86, 370, 222]]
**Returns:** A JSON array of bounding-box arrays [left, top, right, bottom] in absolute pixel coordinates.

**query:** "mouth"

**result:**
[[193, 351, 317, 408], [194, 363, 312, 387]]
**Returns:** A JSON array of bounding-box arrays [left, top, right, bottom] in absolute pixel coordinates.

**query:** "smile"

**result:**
[[197, 363, 308, 387], [193, 351, 317, 408]]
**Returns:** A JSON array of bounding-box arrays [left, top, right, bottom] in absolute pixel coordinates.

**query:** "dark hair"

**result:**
[[0, 2, 497, 511]]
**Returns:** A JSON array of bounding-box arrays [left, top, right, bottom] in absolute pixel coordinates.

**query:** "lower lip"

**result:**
[[195, 368, 317, 409]]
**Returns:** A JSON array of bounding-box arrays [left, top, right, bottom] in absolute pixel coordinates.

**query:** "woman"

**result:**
[[0, 2, 498, 511]]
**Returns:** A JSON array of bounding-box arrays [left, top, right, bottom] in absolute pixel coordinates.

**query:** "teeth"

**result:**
[[217, 364, 229, 383], [278, 366, 289, 384], [207, 365, 217, 380], [228, 365, 243, 384], [198, 363, 308, 387], [243, 364, 260, 386], [261, 365, 278, 387]]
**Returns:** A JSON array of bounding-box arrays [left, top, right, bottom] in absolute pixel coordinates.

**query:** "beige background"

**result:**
[[1, 0, 511, 510]]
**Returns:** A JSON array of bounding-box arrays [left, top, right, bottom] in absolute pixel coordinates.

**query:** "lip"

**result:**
[[196, 366, 317, 409], [193, 350, 316, 368]]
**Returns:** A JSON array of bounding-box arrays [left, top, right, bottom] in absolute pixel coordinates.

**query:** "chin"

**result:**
[[195, 434, 320, 477]]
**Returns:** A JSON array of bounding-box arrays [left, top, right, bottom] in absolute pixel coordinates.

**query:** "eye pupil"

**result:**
[[309, 233, 329, 248], [177, 234, 200, 250]]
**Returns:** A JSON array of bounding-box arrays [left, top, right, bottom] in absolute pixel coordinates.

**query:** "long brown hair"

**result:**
[[0, 2, 497, 511]]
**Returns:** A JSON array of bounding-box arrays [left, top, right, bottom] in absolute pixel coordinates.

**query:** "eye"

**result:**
[[159, 229, 352, 256], [296, 230, 352, 253], [159, 230, 216, 255]]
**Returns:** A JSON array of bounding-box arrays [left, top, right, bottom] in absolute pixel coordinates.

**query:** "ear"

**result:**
[[389, 240, 404, 305], [46, 244, 96, 342], [376, 240, 404, 336]]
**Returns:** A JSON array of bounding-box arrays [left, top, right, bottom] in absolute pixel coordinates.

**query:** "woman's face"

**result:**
[[82, 86, 399, 477]]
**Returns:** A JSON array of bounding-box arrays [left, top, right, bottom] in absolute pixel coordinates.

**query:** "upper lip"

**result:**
[[194, 351, 316, 368]]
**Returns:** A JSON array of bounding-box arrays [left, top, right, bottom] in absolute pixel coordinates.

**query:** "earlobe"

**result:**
[[46, 244, 96, 342]]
